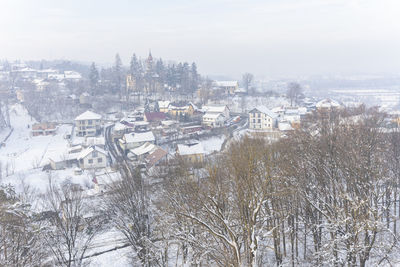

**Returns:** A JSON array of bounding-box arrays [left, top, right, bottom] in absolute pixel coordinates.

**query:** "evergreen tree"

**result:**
[[113, 53, 123, 95], [89, 62, 99, 95], [190, 62, 199, 96]]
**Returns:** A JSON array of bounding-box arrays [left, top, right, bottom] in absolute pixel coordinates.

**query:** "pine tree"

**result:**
[[113, 53, 123, 95], [89, 62, 99, 95]]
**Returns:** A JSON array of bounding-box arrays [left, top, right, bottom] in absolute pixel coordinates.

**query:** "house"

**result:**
[[32, 122, 57, 136], [214, 81, 239, 95], [128, 142, 157, 160], [202, 113, 225, 127], [146, 148, 168, 169], [119, 131, 155, 151], [144, 112, 167, 124], [74, 110, 102, 137], [158, 101, 170, 113], [176, 142, 205, 163], [77, 146, 107, 169], [316, 98, 341, 111], [202, 105, 230, 119], [168, 102, 196, 117], [248, 106, 277, 130]]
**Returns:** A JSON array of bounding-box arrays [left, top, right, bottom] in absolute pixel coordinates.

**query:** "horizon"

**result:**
[[1, 0, 400, 78]]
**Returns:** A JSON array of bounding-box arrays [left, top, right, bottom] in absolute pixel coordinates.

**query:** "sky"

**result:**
[[0, 0, 400, 78]]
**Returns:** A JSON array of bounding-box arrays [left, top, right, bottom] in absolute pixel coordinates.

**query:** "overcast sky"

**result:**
[[1, 0, 399, 78]]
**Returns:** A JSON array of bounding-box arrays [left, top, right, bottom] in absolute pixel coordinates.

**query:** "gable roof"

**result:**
[[144, 112, 167, 122], [203, 113, 225, 120], [75, 110, 102, 121], [177, 143, 205, 156], [78, 146, 107, 160], [249, 106, 277, 119], [316, 98, 341, 109], [130, 142, 157, 156], [202, 105, 229, 113], [146, 148, 168, 168]]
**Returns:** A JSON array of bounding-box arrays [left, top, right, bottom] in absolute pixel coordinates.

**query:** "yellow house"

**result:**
[[176, 143, 204, 163], [168, 102, 196, 117]]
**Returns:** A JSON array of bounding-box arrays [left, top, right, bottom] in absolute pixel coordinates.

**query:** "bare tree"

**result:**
[[286, 82, 303, 107], [242, 73, 254, 94], [104, 164, 160, 266], [0, 184, 45, 267], [42, 179, 103, 267]]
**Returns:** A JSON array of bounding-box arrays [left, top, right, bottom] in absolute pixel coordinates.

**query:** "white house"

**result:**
[[119, 131, 155, 151], [202, 113, 225, 127], [316, 98, 341, 111], [74, 110, 102, 137], [214, 81, 239, 95], [77, 146, 107, 169], [202, 105, 230, 119], [248, 106, 277, 130]]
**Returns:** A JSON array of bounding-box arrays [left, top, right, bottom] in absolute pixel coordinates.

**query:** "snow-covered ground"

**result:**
[[0, 104, 96, 194]]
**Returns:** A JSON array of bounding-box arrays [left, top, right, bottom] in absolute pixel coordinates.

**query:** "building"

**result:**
[[202, 113, 225, 127], [119, 131, 155, 151], [144, 112, 167, 124], [157, 101, 170, 113], [214, 81, 239, 95], [168, 102, 196, 117], [202, 105, 230, 119], [316, 98, 341, 111], [248, 106, 277, 130], [74, 110, 102, 137], [77, 146, 107, 169], [176, 142, 205, 163], [32, 122, 57, 136]]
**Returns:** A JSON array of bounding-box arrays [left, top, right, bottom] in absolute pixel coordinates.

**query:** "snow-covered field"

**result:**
[[0, 104, 94, 194]]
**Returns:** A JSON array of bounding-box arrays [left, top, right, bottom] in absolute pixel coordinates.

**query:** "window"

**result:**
[[88, 159, 93, 164], [88, 120, 92, 125], [253, 119, 256, 123], [92, 151, 98, 157], [97, 158, 103, 163], [258, 119, 261, 123]]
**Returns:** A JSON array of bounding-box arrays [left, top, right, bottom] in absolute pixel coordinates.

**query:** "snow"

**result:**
[[0, 105, 71, 174], [124, 131, 155, 144], [78, 146, 107, 160], [200, 136, 225, 155], [75, 110, 102, 121], [249, 106, 278, 119], [177, 143, 204, 155], [214, 81, 238, 87], [129, 142, 156, 156]]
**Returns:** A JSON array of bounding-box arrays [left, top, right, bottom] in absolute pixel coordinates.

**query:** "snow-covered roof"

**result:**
[[78, 146, 107, 160], [214, 81, 238, 87], [158, 100, 170, 109], [249, 106, 278, 119], [202, 105, 228, 113], [316, 98, 341, 109], [203, 113, 225, 120], [75, 110, 102, 121], [124, 131, 155, 144], [177, 143, 205, 156], [130, 142, 157, 156]]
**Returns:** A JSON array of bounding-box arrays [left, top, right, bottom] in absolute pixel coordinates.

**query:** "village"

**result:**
[[2, 58, 400, 266]]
